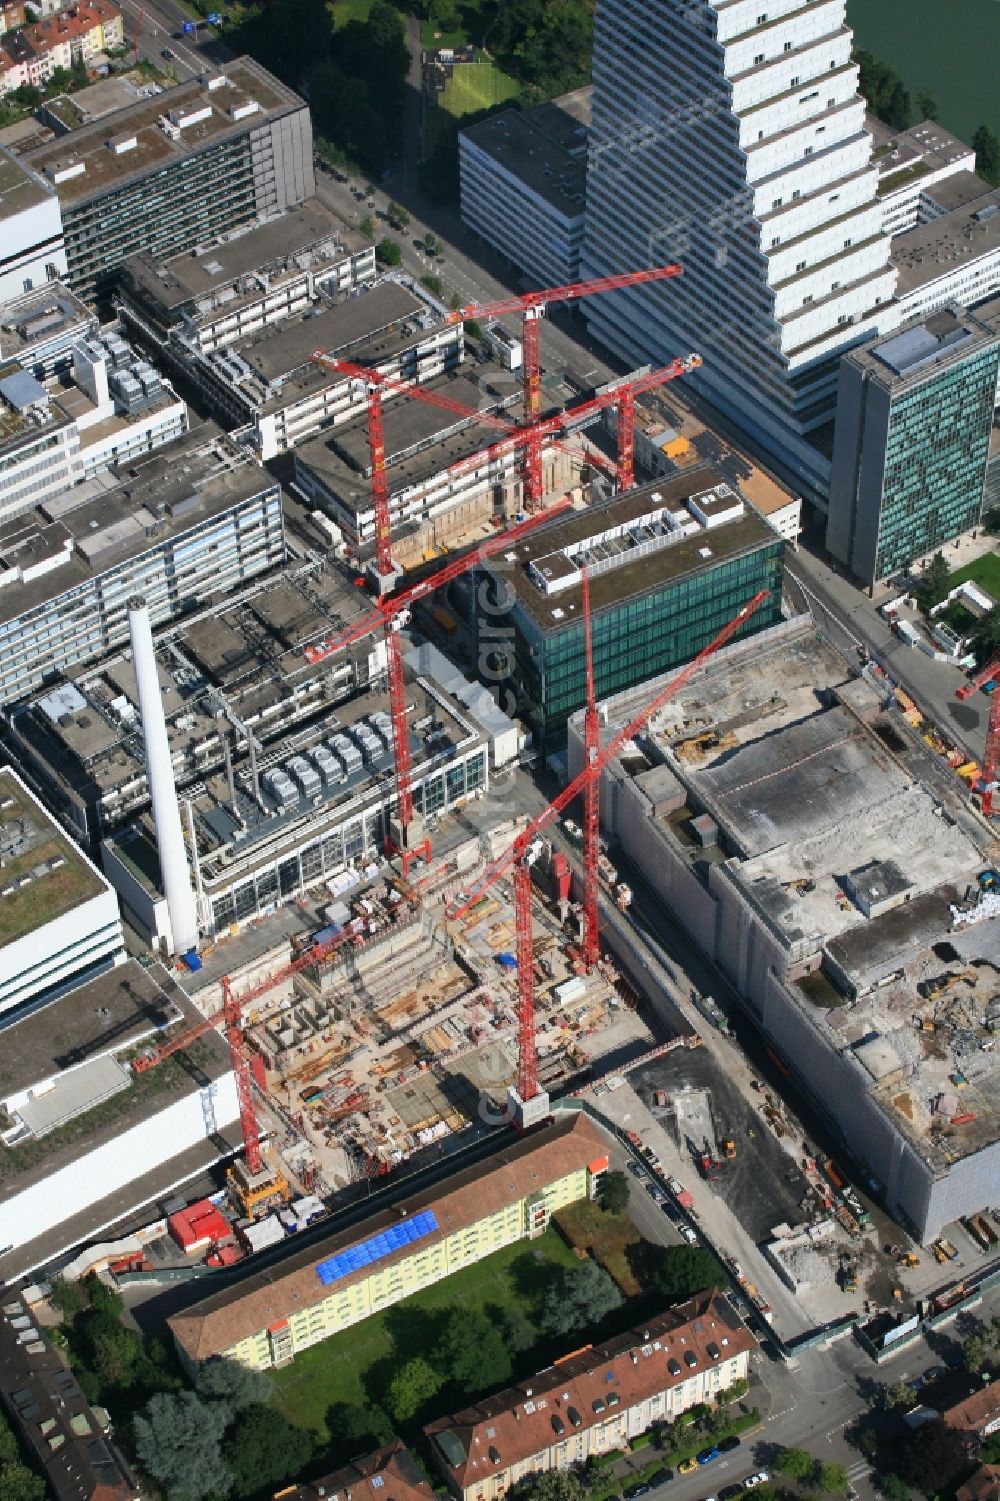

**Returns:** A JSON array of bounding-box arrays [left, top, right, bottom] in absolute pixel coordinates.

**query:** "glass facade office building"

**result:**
[[481, 475, 786, 752], [827, 309, 1000, 588]]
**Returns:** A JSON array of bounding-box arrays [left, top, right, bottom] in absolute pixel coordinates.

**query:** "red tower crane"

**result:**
[[956, 649, 1000, 816], [446, 265, 686, 506], [448, 589, 770, 1110], [580, 564, 600, 970], [131, 922, 368, 1208]]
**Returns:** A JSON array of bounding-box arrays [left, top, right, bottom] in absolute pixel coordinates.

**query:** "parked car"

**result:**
[[680, 1224, 699, 1245], [678, 1459, 698, 1476], [697, 1449, 721, 1467], [719, 1437, 741, 1454], [744, 1474, 770, 1490], [720, 1486, 744, 1500], [661, 1200, 679, 1220], [649, 1471, 673, 1489], [161, 47, 174, 57], [625, 1485, 651, 1499]]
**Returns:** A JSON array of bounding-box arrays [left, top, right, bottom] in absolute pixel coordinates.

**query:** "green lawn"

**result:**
[[439, 58, 520, 117], [331, 0, 374, 29], [948, 551, 1000, 602], [271, 1228, 578, 1436]]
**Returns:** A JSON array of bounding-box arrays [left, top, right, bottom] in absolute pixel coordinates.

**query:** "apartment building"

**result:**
[[0, 430, 284, 705], [0, 0, 123, 97], [427, 1294, 754, 1501], [168, 1113, 609, 1370], [21, 58, 314, 299]]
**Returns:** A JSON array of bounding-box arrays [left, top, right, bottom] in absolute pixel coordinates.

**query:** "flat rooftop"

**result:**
[[849, 306, 999, 385], [42, 75, 156, 129], [0, 960, 231, 1201], [627, 383, 799, 516], [496, 467, 779, 629], [0, 283, 94, 366], [0, 768, 106, 949], [600, 620, 1000, 1171], [0, 430, 278, 628], [235, 281, 425, 383], [892, 174, 1000, 295], [23, 58, 303, 206], [0, 145, 54, 217], [295, 366, 523, 510], [462, 87, 590, 220], [124, 198, 367, 312]]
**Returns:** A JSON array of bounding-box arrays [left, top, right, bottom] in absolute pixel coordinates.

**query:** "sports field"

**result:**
[[439, 57, 519, 117]]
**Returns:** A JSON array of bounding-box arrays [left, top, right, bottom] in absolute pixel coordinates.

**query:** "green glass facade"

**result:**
[[501, 542, 785, 752], [874, 344, 999, 580]]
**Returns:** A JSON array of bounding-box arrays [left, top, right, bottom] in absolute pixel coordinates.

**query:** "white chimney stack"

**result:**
[[127, 595, 199, 955]]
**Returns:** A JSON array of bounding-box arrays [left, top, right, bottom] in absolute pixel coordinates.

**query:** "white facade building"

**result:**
[[0, 960, 239, 1282], [460, 89, 591, 287], [0, 147, 67, 307], [0, 767, 124, 1021], [582, 0, 898, 500]]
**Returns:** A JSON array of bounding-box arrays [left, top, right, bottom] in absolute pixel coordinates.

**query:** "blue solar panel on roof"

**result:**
[[315, 1205, 439, 1284]]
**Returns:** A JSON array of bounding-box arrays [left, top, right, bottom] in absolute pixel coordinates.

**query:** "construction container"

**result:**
[[239, 1215, 286, 1254], [168, 1199, 230, 1254]]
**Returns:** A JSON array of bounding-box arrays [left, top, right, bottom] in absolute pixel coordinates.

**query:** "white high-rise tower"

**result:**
[[582, 0, 897, 499]]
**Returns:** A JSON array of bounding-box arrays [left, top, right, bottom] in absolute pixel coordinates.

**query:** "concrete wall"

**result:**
[[0, 885, 124, 1018], [0, 1071, 240, 1254], [0, 186, 66, 305]]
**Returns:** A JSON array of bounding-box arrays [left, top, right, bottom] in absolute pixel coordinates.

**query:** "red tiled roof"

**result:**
[[277, 1441, 432, 1501], [943, 1380, 1000, 1435], [957, 1466, 1000, 1501], [23, 0, 120, 55], [169, 1112, 608, 1363], [425, 1293, 754, 1489]]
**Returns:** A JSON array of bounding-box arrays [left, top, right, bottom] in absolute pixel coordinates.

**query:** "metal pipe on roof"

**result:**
[[127, 595, 199, 955]]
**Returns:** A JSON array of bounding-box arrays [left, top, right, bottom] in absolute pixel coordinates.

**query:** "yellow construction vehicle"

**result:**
[[897, 1251, 920, 1268], [722, 1138, 736, 1159]]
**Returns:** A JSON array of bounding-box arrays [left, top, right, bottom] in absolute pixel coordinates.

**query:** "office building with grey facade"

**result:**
[[0, 429, 284, 705], [826, 308, 1000, 588], [21, 59, 314, 300]]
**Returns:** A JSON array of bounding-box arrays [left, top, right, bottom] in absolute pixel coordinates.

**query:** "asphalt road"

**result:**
[[115, 0, 230, 78], [786, 547, 990, 766]]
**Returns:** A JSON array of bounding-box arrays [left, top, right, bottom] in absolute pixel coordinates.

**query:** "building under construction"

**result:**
[[569, 617, 1000, 1241]]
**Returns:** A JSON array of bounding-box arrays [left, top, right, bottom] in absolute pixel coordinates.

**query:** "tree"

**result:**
[[87, 1316, 143, 1389], [48, 1277, 87, 1322], [0, 1464, 46, 1501], [885, 81, 911, 131], [387, 200, 410, 228], [963, 1332, 990, 1372], [918, 551, 950, 611], [717, 1376, 750, 1405], [433, 1309, 511, 1393], [223, 1406, 314, 1498], [974, 125, 1000, 187], [598, 1169, 630, 1215], [817, 1462, 850, 1495], [894, 1419, 969, 1494], [493, 1305, 536, 1356], [196, 1357, 272, 1413], [915, 88, 937, 120], [0, 1418, 18, 1463], [539, 1260, 622, 1338], [774, 1448, 816, 1482], [423, 231, 439, 254], [972, 606, 1000, 666], [133, 1392, 232, 1501], [421, 274, 444, 296], [514, 1472, 585, 1501], [377, 237, 402, 266], [652, 1246, 726, 1304], [879, 1477, 911, 1501], [384, 1357, 442, 1422], [325, 1401, 394, 1452], [360, 215, 377, 239], [84, 1276, 124, 1320]]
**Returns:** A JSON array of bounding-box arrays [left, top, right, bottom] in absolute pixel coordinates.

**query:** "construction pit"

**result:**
[[182, 845, 645, 1213]]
